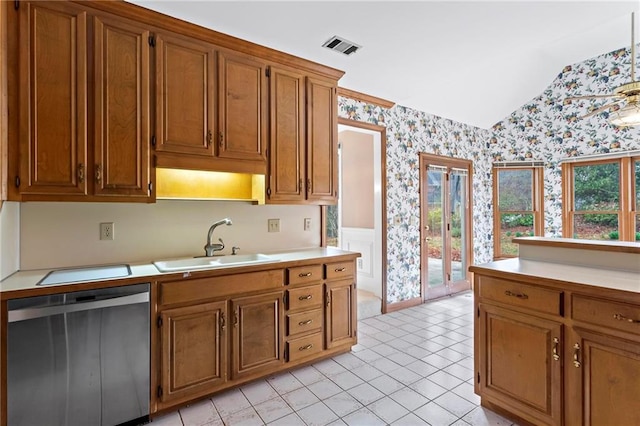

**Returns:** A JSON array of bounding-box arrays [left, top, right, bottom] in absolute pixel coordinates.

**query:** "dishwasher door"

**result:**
[[7, 283, 150, 426]]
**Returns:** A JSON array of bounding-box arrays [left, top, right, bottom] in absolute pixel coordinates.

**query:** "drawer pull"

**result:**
[[334, 267, 346, 272], [573, 343, 581, 368], [613, 313, 640, 324], [504, 290, 529, 300], [298, 319, 313, 326], [299, 344, 313, 351], [299, 272, 312, 278], [298, 295, 313, 301], [552, 337, 560, 361]]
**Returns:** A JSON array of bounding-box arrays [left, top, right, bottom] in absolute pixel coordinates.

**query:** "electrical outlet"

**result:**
[[100, 222, 115, 240], [357, 258, 363, 269], [268, 218, 280, 233], [304, 218, 312, 231]]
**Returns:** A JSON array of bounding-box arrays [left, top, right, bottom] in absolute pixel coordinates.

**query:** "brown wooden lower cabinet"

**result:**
[[474, 273, 640, 426]]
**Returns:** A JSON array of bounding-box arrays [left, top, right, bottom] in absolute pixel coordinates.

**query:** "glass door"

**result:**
[[420, 155, 472, 300]]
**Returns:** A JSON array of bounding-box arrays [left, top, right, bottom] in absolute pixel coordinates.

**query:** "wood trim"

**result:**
[[1, 300, 6, 426], [334, 118, 389, 314], [0, 1, 7, 209], [385, 296, 422, 313], [336, 87, 395, 109], [512, 237, 640, 254], [70, 0, 344, 81]]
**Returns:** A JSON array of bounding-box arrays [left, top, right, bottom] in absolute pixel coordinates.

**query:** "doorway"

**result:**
[[324, 118, 387, 317], [420, 153, 472, 300]]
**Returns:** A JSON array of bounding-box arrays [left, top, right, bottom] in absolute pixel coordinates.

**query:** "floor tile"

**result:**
[[150, 412, 183, 426], [253, 396, 293, 424], [307, 379, 343, 399], [405, 359, 439, 377], [179, 399, 221, 426], [433, 391, 477, 418], [387, 367, 422, 385], [462, 406, 514, 425], [346, 382, 385, 406], [367, 396, 409, 424], [387, 351, 417, 366], [266, 413, 306, 426], [443, 362, 475, 382], [333, 352, 367, 370], [370, 343, 399, 357], [352, 348, 383, 363], [368, 374, 405, 395], [391, 412, 430, 425], [241, 380, 279, 406], [427, 369, 465, 390], [221, 406, 264, 426], [452, 382, 481, 405], [341, 407, 386, 426], [297, 401, 339, 426], [313, 359, 348, 378], [211, 388, 251, 418], [422, 352, 456, 369], [281, 387, 320, 411], [409, 377, 448, 400], [332, 370, 365, 390], [369, 357, 403, 374], [437, 347, 469, 363], [323, 391, 364, 417], [291, 366, 326, 386], [350, 363, 384, 381], [414, 401, 459, 425], [388, 387, 430, 411], [267, 372, 304, 395]]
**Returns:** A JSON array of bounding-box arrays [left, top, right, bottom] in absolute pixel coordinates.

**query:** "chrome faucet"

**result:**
[[204, 218, 232, 256]]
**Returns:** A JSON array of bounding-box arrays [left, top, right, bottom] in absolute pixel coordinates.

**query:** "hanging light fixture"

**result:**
[[609, 12, 640, 127]]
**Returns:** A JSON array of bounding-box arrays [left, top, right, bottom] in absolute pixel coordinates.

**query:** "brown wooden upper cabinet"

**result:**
[[267, 67, 338, 205], [15, 2, 152, 201]]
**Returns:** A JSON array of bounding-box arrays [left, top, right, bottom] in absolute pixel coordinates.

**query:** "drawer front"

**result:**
[[573, 295, 640, 336], [287, 332, 323, 362], [287, 309, 323, 336], [287, 284, 323, 311], [325, 261, 354, 281], [478, 276, 562, 316], [287, 265, 323, 286]]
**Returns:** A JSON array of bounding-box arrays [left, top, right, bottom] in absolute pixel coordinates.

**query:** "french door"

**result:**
[[420, 154, 472, 300]]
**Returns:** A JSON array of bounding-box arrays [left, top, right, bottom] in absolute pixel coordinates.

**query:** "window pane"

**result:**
[[325, 205, 339, 247], [573, 214, 618, 240], [574, 163, 619, 211], [498, 169, 532, 211], [500, 213, 534, 256], [635, 160, 640, 209], [636, 214, 640, 241]]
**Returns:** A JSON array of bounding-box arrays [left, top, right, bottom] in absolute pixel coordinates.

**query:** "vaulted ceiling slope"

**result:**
[[128, 1, 638, 130]]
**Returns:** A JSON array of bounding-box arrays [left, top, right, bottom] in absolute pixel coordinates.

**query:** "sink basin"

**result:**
[[153, 254, 277, 272]]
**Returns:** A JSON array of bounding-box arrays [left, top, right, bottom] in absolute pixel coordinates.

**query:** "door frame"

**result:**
[[419, 153, 473, 301], [322, 117, 388, 313]]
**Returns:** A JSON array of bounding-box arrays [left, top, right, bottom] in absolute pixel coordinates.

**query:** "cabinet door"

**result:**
[[267, 66, 305, 202], [156, 33, 215, 156], [478, 304, 563, 426], [566, 327, 640, 426], [218, 51, 267, 162], [93, 14, 150, 198], [231, 291, 284, 380], [18, 1, 87, 195], [306, 77, 337, 204], [160, 301, 227, 405], [325, 279, 356, 349]]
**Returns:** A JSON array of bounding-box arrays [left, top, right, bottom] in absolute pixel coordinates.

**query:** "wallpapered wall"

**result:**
[[338, 45, 640, 305]]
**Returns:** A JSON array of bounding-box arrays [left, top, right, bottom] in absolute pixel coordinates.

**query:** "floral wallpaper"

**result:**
[[339, 44, 640, 305]]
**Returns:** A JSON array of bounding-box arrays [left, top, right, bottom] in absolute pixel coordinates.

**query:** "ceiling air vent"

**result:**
[[322, 36, 362, 56]]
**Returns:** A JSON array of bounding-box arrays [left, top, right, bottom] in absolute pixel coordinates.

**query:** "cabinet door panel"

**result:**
[[479, 304, 562, 426], [231, 291, 284, 379], [160, 301, 226, 404], [268, 66, 305, 202], [94, 14, 150, 197], [156, 33, 215, 156], [325, 280, 355, 349], [306, 77, 337, 204], [568, 328, 640, 426], [19, 2, 87, 195], [218, 52, 266, 161]]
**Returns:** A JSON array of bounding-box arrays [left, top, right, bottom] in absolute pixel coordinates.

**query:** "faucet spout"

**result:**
[[204, 218, 232, 256]]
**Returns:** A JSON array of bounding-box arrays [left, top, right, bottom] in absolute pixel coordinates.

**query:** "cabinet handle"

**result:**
[[218, 131, 223, 148], [298, 319, 313, 326], [504, 290, 528, 300], [298, 295, 313, 301], [613, 313, 640, 324], [95, 164, 102, 183], [326, 291, 330, 306], [206, 130, 212, 146], [552, 337, 560, 361], [299, 344, 313, 351], [573, 343, 581, 368], [220, 312, 226, 330], [307, 179, 311, 193], [77, 163, 85, 183], [334, 267, 346, 272], [298, 272, 312, 278], [299, 178, 303, 192]]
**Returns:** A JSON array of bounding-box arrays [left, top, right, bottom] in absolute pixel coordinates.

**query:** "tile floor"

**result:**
[[151, 292, 517, 426]]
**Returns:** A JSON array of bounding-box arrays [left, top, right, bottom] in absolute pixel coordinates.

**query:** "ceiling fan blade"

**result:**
[[580, 99, 625, 119], [567, 93, 623, 101]]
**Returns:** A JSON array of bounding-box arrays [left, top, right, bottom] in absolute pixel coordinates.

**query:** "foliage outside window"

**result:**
[[493, 167, 544, 258], [562, 157, 640, 242]]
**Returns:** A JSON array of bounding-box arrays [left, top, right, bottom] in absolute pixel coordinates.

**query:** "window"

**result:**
[[562, 156, 640, 242], [493, 166, 544, 258]]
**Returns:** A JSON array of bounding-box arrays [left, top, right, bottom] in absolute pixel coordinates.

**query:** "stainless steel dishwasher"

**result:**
[[7, 283, 150, 426]]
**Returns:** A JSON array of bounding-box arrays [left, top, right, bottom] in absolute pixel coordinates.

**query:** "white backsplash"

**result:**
[[19, 200, 321, 271], [0, 202, 20, 280]]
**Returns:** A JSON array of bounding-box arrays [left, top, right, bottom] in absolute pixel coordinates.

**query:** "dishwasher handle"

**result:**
[[8, 292, 149, 323]]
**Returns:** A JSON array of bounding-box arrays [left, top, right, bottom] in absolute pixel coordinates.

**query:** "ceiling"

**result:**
[[128, 1, 639, 129]]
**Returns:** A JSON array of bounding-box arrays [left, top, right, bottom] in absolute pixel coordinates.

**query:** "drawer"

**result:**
[[573, 295, 640, 336], [286, 332, 323, 362], [287, 265, 323, 286], [478, 276, 562, 316], [287, 284, 323, 311], [287, 309, 323, 336], [325, 261, 354, 281]]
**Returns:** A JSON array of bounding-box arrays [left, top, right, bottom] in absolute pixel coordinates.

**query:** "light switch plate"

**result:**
[[304, 218, 311, 231]]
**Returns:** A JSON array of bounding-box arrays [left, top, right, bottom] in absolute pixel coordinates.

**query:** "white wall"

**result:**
[[0, 202, 20, 280], [20, 200, 321, 270]]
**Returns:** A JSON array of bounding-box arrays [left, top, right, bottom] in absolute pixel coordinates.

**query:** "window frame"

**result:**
[[493, 166, 544, 259], [562, 157, 637, 242]]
